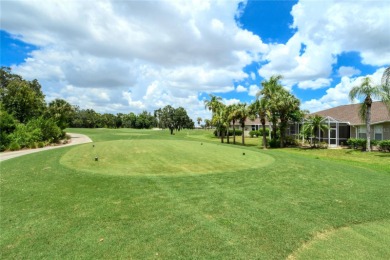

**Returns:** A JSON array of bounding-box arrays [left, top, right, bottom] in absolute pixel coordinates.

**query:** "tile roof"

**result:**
[[310, 101, 390, 125]]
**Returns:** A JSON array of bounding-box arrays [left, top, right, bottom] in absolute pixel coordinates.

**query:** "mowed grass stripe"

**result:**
[[60, 139, 274, 176]]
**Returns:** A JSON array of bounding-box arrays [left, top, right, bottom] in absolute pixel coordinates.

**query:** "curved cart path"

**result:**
[[0, 133, 92, 162]]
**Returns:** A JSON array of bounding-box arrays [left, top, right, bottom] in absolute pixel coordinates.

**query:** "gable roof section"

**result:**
[[310, 101, 390, 125]]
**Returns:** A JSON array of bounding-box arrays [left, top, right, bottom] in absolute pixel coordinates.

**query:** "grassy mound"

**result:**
[[60, 139, 274, 176]]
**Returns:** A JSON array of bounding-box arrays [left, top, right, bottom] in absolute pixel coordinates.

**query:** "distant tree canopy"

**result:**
[[155, 105, 194, 134]]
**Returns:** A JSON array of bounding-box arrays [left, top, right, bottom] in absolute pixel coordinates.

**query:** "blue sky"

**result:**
[[1, 0, 389, 121]]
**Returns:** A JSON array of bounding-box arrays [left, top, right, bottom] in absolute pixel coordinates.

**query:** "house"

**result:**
[[230, 101, 390, 147], [308, 101, 390, 147]]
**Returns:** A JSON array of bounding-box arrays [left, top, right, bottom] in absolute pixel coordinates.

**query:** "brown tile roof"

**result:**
[[310, 101, 390, 125]]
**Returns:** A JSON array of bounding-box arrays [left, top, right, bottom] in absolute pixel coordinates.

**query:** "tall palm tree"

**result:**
[[249, 98, 268, 149], [196, 117, 202, 127], [259, 75, 284, 142], [212, 104, 228, 143], [349, 77, 382, 152], [381, 67, 390, 112], [301, 115, 329, 148], [226, 104, 239, 144], [204, 94, 223, 134], [204, 94, 223, 116], [235, 103, 249, 145], [274, 90, 300, 147]]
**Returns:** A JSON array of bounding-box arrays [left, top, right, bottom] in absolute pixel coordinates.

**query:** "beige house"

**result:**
[[308, 101, 390, 147], [234, 101, 390, 147]]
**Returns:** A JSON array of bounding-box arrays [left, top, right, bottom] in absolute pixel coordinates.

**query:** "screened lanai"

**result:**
[[305, 116, 350, 147]]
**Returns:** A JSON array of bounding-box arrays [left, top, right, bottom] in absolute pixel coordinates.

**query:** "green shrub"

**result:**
[[38, 141, 45, 148], [378, 140, 390, 152], [231, 129, 242, 136], [284, 136, 299, 147], [9, 124, 31, 148], [258, 128, 269, 137], [28, 142, 38, 149], [268, 138, 280, 148], [249, 130, 258, 138], [347, 138, 381, 150], [9, 141, 21, 151]]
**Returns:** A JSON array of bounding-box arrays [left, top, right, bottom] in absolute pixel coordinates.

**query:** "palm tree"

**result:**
[[259, 75, 284, 142], [235, 103, 249, 145], [249, 99, 268, 149], [274, 90, 300, 147], [381, 67, 390, 112], [211, 104, 228, 143], [204, 119, 211, 129], [204, 94, 223, 116], [226, 104, 239, 144], [196, 117, 202, 127], [349, 77, 382, 152], [204, 94, 223, 134], [301, 115, 329, 148]]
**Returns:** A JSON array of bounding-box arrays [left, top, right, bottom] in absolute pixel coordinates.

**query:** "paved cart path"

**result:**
[[0, 133, 92, 162]]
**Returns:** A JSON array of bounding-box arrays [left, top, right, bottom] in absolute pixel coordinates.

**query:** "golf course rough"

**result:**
[[60, 139, 275, 176]]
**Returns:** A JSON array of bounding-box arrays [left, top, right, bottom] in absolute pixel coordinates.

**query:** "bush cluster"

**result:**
[[378, 140, 390, 152], [249, 129, 270, 138], [347, 138, 388, 151], [2, 116, 64, 151]]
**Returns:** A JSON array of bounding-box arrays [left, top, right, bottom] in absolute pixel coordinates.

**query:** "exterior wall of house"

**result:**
[[350, 126, 357, 139], [382, 122, 390, 140], [354, 123, 390, 140]]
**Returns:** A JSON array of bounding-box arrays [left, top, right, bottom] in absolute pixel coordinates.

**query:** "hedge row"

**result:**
[[347, 138, 390, 151], [249, 129, 270, 138]]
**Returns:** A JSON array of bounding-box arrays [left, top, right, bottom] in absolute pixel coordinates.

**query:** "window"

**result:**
[[374, 125, 383, 140], [358, 126, 366, 139]]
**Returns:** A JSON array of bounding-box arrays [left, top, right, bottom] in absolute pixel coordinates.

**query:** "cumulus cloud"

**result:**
[[1, 0, 266, 121], [301, 68, 385, 113], [298, 78, 332, 90], [337, 66, 361, 77], [248, 84, 260, 97], [259, 0, 390, 88], [236, 85, 247, 92], [223, 98, 241, 106]]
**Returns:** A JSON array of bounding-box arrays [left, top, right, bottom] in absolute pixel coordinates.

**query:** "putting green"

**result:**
[[60, 139, 274, 176]]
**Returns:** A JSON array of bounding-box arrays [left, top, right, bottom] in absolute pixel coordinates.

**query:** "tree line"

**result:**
[[204, 75, 303, 148], [204, 70, 390, 151], [0, 67, 194, 151]]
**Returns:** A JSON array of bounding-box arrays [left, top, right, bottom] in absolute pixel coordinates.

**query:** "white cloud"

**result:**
[[1, 0, 266, 121], [223, 98, 241, 106], [236, 85, 247, 92], [259, 0, 390, 87], [248, 84, 260, 97], [338, 66, 361, 77], [298, 78, 332, 90], [301, 68, 385, 113]]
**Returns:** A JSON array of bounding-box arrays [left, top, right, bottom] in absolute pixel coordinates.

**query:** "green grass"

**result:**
[[1, 128, 389, 259]]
